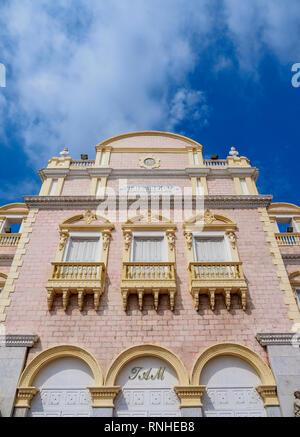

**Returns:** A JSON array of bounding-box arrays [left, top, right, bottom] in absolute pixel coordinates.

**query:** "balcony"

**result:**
[[46, 262, 105, 311], [0, 233, 21, 247], [121, 262, 176, 311], [188, 261, 247, 311], [275, 233, 300, 246]]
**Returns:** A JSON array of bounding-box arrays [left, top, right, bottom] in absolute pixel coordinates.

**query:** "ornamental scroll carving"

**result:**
[[184, 232, 193, 250], [83, 210, 97, 224], [123, 231, 132, 251], [166, 231, 175, 251], [59, 230, 69, 250], [226, 231, 236, 249], [102, 231, 111, 250], [203, 209, 215, 224]]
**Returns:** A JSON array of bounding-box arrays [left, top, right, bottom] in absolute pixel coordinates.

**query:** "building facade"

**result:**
[[0, 131, 299, 417]]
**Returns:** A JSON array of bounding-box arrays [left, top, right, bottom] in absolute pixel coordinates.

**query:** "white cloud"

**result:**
[[0, 0, 212, 166], [0, 0, 300, 170]]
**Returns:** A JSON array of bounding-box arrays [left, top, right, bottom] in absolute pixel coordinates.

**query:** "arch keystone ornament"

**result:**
[[15, 345, 104, 409]]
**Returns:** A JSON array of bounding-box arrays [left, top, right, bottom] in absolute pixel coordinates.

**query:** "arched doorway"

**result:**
[[114, 356, 180, 417], [200, 355, 266, 417], [28, 357, 94, 417], [106, 344, 189, 417]]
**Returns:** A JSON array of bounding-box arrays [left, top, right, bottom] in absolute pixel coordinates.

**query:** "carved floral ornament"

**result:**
[[166, 230, 175, 251], [139, 154, 160, 169], [83, 209, 97, 224], [59, 230, 69, 250], [123, 230, 132, 251]]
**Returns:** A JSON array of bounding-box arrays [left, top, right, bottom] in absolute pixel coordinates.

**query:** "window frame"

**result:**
[[63, 231, 102, 262], [130, 231, 168, 262], [192, 231, 232, 262]]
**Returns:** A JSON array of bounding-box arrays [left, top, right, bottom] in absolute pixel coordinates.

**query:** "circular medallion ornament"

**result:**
[[139, 155, 160, 169]]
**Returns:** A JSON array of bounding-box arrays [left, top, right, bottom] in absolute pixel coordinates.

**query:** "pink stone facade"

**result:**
[[4, 206, 293, 372], [1, 132, 299, 417]]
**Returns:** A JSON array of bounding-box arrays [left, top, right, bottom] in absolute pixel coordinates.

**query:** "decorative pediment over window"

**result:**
[[121, 212, 177, 312], [183, 210, 247, 312], [46, 212, 114, 312], [183, 209, 236, 231]]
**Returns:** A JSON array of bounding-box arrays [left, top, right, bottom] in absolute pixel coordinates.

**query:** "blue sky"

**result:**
[[0, 0, 299, 205]]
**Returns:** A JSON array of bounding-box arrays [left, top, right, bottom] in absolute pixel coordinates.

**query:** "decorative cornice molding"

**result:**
[[281, 254, 300, 265], [23, 195, 273, 209], [0, 334, 38, 347], [39, 166, 258, 181], [256, 333, 300, 346]]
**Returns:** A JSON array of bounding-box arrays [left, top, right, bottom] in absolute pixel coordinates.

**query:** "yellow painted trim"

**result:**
[[18, 345, 104, 389], [95, 131, 203, 151], [105, 344, 189, 386], [55, 178, 64, 196], [0, 209, 37, 322], [190, 343, 276, 386], [200, 177, 208, 195], [233, 177, 242, 195], [259, 207, 300, 322], [39, 178, 52, 196], [0, 203, 29, 215], [268, 202, 300, 215]]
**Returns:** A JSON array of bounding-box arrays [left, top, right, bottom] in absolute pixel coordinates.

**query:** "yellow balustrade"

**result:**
[[188, 261, 247, 311], [50, 262, 104, 281], [122, 262, 175, 281], [121, 262, 176, 311], [275, 233, 300, 246], [46, 262, 105, 312], [189, 262, 244, 281], [0, 233, 21, 247]]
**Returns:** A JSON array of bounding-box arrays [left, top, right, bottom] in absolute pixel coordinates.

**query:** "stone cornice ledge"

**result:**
[[0, 334, 39, 347], [281, 254, 300, 264], [256, 333, 300, 346], [23, 195, 273, 209]]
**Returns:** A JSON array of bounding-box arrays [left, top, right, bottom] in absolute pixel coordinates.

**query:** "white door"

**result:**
[[29, 357, 94, 417], [200, 356, 266, 417], [114, 357, 181, 417]]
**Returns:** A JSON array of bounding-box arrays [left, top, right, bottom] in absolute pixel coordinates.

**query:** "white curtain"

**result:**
[[194, 237, 227, 262], [65, 238, 99, 262], [132, 237, 163, 262]]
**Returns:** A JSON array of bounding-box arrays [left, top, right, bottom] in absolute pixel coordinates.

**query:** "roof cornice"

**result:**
[[38, 166, 259, 181], [23, 194, 273, 209]]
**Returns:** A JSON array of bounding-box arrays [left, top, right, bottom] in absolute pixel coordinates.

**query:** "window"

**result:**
[[49, 179, 58, 196], [193, 152, 199, 165], [194, 235, 230, 262], [240, 179, 249, 195], [64, 236, 101, 262], [132, 236, 164, 262], [1, 217, 23, 233], [275, 217, 297, 233]]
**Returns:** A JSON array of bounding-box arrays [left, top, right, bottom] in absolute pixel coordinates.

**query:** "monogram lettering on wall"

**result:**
[[129, 366, 166, 381]]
